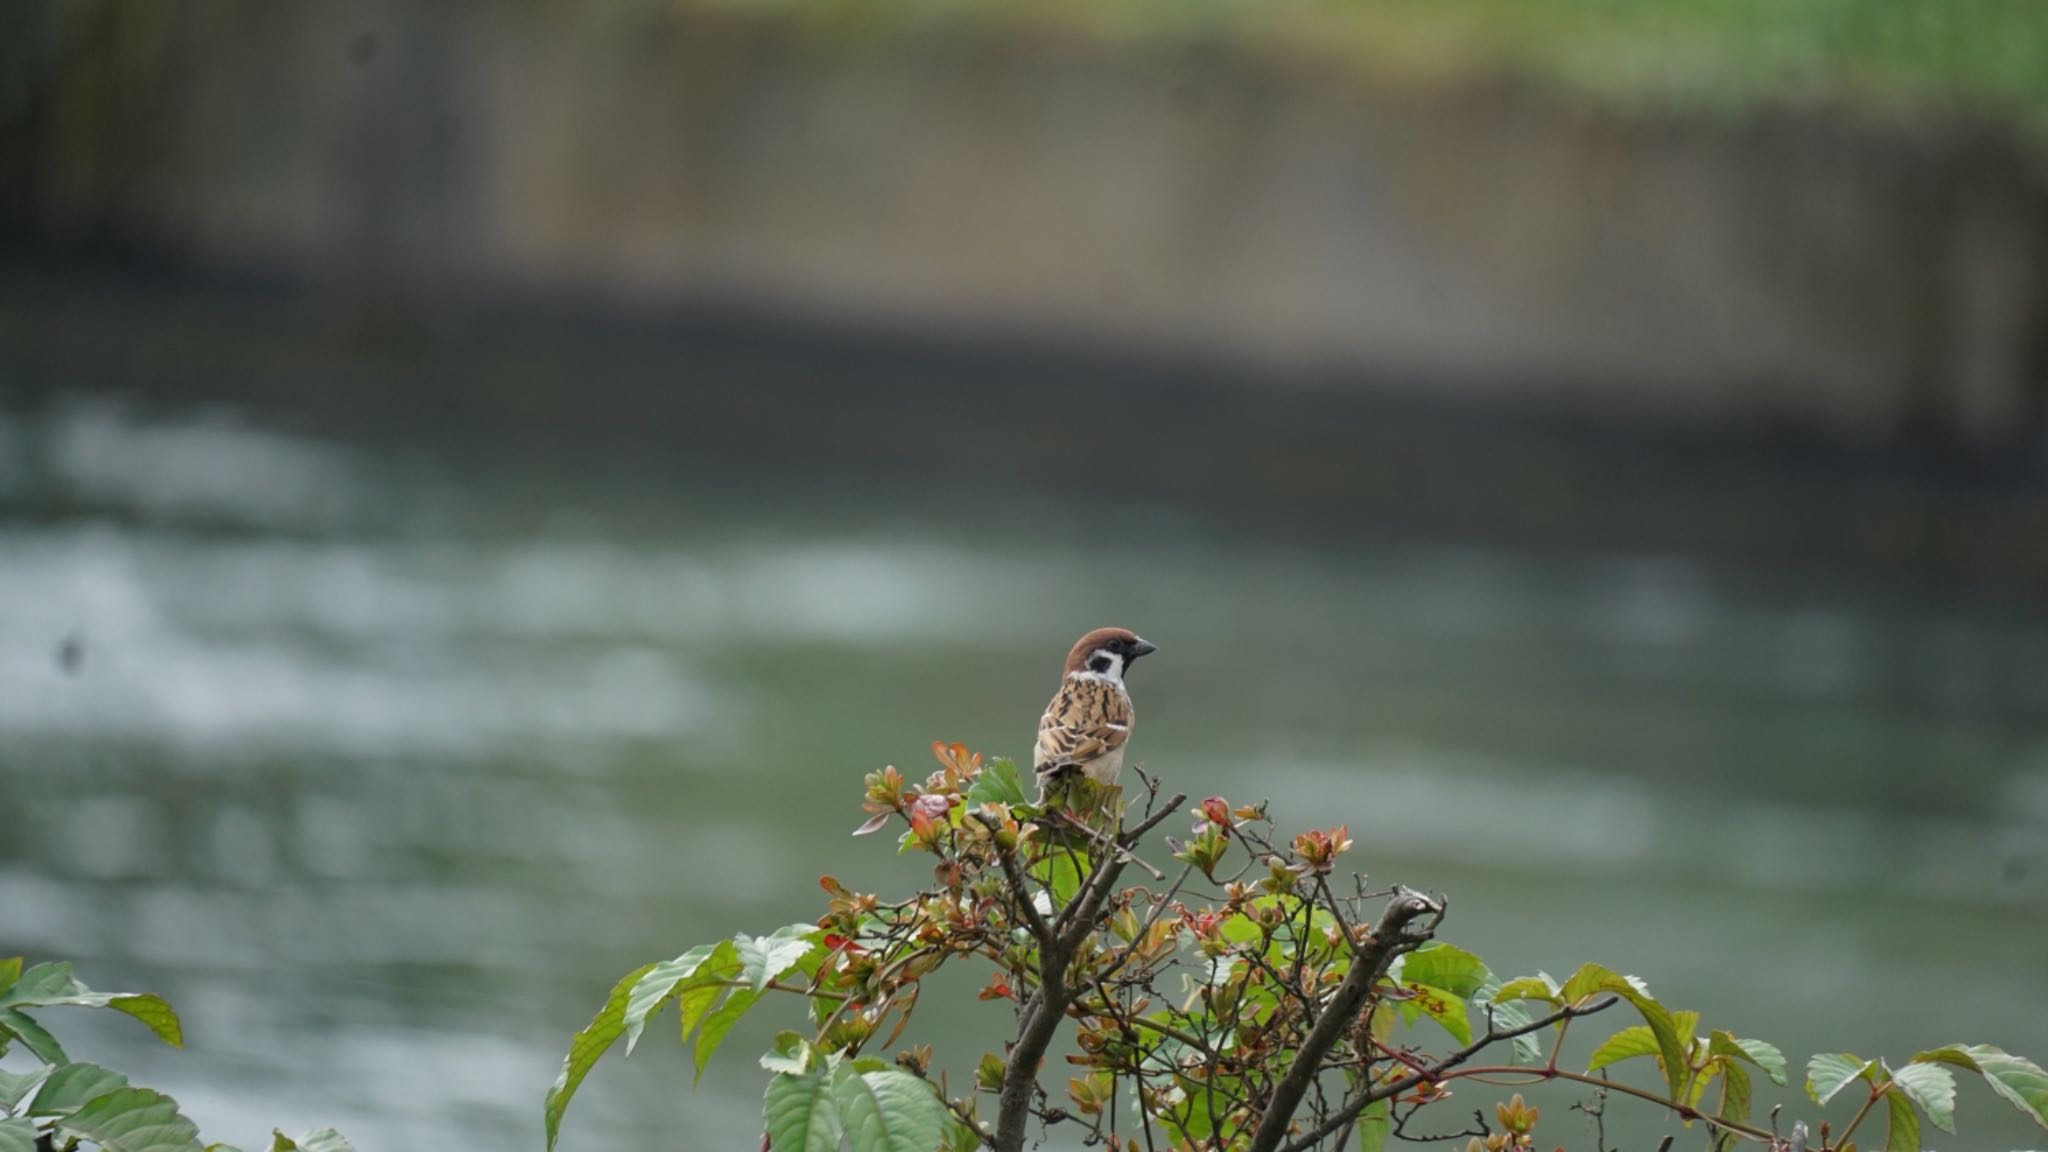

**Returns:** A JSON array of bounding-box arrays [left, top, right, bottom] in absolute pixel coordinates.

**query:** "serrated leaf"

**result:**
[[765, 1069, 842, 1152], [623, 942, 733, 1055], [1720, 1058, 1753, 1124], [761, 1031, 814, 1076], [545, 961, 655, 1152], [1881, 1086, 1920, 1152], [0, 1066, 51, 1111], [1808, 1053, 1875, 1106], [1489, 976, 1563, 1007], [1911, 1044, 2048, 1131], [0, 1118, 34, 1152], [967, 760, 1028, 808], [1708, 1032, 1789, 1087], [739, 929, 820, 995], [1555, 964, 1688, 1099], [56, 1087, 202, 1152], [1357, 1095, 1390, 1152], [1399, 943, 1489, 1000], [677, 979, 725, 1043], [0, 1010, 66, 1065], [1668, 1009, 1698, 1040], [1406, 983, 1471, 1045], [692, 987, 760, 1081], [1472, 986, 1541, 1065], [1890, 1062, 1956, 1134], [834, 1065, 950, 1152], [1559, 964, 1650, 1005], [1588, 1026, 1662, 1072], [29, 1062, 131, 1117]]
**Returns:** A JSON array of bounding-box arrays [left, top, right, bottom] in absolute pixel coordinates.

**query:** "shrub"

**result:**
[[549, 743, 2048, 1152]]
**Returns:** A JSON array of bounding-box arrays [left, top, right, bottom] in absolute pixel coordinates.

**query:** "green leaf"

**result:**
[[0, 960, 20, 996], [1559, 963, 1649, 1005], [1399, 943, 1488, 999], [1587, 1026, 1661, 1072], [833, 1065, 950, 1152], [764, 1068, 843, 1152], [0, 968, 182, 1050], [1405, 984, 1471, 1046], [56, 1087, 202, 1152], [1890, 1062, 1956, 1134], [0, 1118, 34, 1152], [1708, 1032, 1788, 1087], [1471, 985, 1541, 1065], [1031, 851, 1089, 909], [1356, 1095, 1390, 1152], [967, 759, 1028, 808], [1556, 964, 1688, 1099], [0, 1066, 52, 1111], [545, 961, 656, 1152], [623, 942, 736, 1055], [1807, 1053, 1875, 1106], [1671, 1010, 1700, 1043], [761, 1031, 814, 1076], [1719, 1058, 1753, 1125], [1911, 1044, 2048, 1131], [677, 979, 725, 1043], [739, 928, 820, 995], [105, 997, 183, 1049], [28, 1062, 130, 1117], [283, 1128, 354, 1152], [204, 1144, 246, 1152], [1490, 975, 1562, 1005], [1686, 1058, 1721, 1112], [1880, 1086, 1920, 1152], [0, 1010, 66, 1065], [0, 965, 78, 1004], [692, 987, 761, 1081]]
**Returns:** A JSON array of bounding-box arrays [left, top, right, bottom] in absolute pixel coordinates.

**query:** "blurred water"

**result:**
[[3, 400, 2046, 1150]]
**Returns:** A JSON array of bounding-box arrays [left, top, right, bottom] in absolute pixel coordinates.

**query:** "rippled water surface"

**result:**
[[4, 401, 2046, 1150]]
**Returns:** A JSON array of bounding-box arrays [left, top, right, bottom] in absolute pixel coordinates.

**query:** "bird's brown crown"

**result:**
[[1063, 627, 1147, 674]]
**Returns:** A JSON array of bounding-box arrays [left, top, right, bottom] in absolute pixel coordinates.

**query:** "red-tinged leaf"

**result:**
[[852, 813, 891, 836]]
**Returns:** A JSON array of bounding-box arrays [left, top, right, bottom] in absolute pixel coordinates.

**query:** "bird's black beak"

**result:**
[[1128, 638, 1158, 660]]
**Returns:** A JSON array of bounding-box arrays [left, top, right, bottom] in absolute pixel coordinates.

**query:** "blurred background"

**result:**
[[4, 1, 2048, 1148]]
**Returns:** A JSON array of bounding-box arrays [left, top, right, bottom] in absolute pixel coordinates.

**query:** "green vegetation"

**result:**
[[683, 0, 2048, 133], [553, 742, 2048, 1152], [0, 961, 349, 1152]]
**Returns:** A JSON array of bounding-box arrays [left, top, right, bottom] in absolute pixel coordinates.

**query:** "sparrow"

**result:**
[[1033, 627, 1158, 799]]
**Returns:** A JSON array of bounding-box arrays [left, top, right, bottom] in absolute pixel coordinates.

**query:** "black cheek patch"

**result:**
[[1089, 654, 1113, 674]]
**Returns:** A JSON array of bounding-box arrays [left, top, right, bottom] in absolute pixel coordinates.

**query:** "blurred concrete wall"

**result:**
[[6, 0, 2047, 447]]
